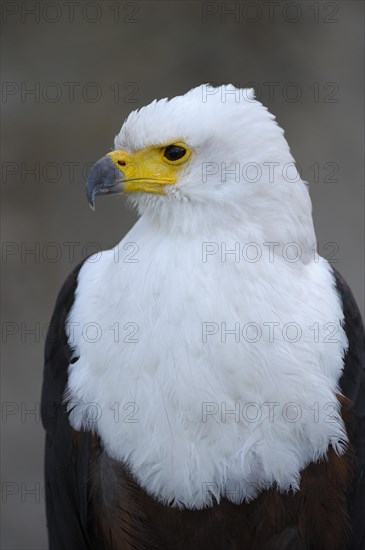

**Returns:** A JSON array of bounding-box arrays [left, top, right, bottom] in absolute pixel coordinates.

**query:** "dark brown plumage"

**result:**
[[86, 399, 353, 550]]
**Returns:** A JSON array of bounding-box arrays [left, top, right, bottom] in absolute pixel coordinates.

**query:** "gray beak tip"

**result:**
[[86, 155, 123, 209]]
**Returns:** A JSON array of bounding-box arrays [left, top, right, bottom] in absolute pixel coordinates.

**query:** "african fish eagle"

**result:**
[[41, 84, 365, 549]]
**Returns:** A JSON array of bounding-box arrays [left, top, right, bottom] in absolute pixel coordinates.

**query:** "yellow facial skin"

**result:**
[[107, 142, 192, 195]]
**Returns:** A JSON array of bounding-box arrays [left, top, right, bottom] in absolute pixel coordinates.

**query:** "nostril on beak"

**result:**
[[118, 160, 126, 167]]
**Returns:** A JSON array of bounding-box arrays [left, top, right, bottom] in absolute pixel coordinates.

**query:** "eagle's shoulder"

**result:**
[[42, 259, 87, 425], [41, 259, 90, 549], [332, 267, 365, 550], [332, 267, 365, 407]]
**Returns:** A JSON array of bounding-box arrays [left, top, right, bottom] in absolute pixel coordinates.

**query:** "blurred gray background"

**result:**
[[1, 1, 364, 548]]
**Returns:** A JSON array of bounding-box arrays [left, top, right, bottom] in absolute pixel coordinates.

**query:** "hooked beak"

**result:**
[[86, 155, 124, 210], [86, 146, 184, 209]]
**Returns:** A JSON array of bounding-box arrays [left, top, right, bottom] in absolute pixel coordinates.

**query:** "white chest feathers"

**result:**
[[66, 222, 348, 509]]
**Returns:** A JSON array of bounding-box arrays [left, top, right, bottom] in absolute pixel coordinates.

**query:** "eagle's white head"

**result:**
[[87, 84, 315, 253]]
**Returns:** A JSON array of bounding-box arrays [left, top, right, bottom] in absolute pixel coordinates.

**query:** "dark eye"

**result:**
[[164, 145, 187, 161]]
